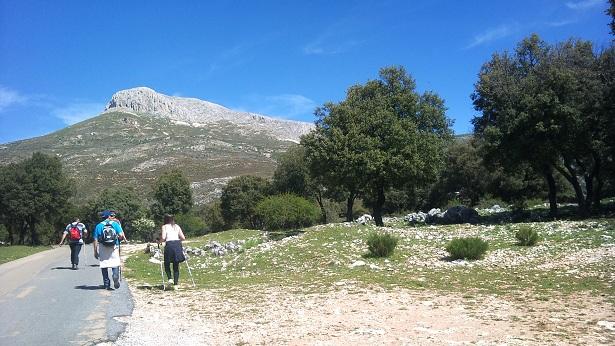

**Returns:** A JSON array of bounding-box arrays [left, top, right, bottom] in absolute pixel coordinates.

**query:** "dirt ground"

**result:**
[[106, 281, 615, 346]]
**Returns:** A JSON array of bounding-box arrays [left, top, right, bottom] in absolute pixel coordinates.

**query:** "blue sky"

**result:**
[[0, 0, 611, 143]]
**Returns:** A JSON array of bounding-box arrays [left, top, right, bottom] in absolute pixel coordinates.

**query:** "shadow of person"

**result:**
[[74, 285, 106, 290], [51, 266, 74, 270]]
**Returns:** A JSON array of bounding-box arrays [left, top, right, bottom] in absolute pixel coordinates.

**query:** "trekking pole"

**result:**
[[183, 249, 196, 288], [118, 240, 122, 282], [158, 243, 165, 290]]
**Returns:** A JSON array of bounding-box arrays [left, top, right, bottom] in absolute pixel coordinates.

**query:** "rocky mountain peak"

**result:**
[[104, 87, 314, 141]]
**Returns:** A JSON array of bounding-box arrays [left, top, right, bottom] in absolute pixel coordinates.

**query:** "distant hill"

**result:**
[[0, 87, 314, 205]]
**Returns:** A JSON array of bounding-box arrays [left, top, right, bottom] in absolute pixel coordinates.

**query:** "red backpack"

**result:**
[[68, 224, 82, 242]]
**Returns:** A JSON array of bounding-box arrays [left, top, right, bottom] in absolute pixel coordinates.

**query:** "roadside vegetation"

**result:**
[[124, 204, 615, 301], [0, 245, 52, 265]]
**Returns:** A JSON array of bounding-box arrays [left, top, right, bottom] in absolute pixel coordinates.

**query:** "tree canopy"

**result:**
[[303, 66, 452, 226], [472, 34, 614, 216], [150, 169, 193, 221]]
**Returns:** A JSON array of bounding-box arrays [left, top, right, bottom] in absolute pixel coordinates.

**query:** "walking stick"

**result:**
[[158, 243, 166, 290], [183, 249, 196, 288]]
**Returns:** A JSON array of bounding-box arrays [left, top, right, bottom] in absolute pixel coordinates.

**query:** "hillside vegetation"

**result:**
[[0, 111, 296, 204]]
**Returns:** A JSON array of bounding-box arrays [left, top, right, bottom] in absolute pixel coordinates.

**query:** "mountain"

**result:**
[[0, 87, 314, 205]]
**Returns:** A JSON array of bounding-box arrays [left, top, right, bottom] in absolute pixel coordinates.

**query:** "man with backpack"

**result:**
[[92, 210, 127, 290], [59, 218, 88, 270]]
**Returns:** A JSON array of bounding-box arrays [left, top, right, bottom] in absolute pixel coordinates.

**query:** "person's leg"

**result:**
[[73, 243, 82, 268], [111, 267, 120, 289], [69, 243, 77, 268], [101, 268, 110, 288], [172, 262, 180, 285], [163, 247, 172, 281]]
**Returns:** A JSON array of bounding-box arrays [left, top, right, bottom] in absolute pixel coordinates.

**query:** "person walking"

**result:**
[[160, 214, 186, 287], [58, 218, 88, 270], [93, 210, 127, 290]]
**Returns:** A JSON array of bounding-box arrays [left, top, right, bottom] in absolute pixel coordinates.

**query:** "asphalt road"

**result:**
[[0, 245, 133, 345]]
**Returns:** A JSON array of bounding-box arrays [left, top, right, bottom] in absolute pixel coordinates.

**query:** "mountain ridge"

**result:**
[[0, 88, 315, 205]]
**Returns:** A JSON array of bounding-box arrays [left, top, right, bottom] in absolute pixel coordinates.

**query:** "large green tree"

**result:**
[[304, 66, 452, 226], [150, 169, 193, 220], [83, 187, 146, 239], [0, 152, 73, 245], [473, 34, 613, 216], [220, 175, 271, 229]]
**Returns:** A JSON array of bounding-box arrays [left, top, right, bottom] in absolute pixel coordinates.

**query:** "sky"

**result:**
[[0, 0, 612, 144]]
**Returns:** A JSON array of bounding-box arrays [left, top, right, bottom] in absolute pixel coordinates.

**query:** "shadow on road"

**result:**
[[50, 266, 74, 270], [74, 285, 105, 290]]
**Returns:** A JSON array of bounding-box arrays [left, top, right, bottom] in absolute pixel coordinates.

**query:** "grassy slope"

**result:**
[[0, 111, 295, 204], [125, 217, 615, 300], [0, 245, 52, 265]]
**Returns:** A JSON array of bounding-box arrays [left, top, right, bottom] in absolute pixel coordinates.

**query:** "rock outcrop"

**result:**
[[105, 87, 314, 142]]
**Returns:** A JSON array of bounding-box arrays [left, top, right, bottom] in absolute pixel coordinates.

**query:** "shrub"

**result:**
[[255, 194, 320, 231], [131, 217, 157, 242], [515, 225, 539, 246], [446, 237, 488, 260], [202, 201, 226, 233], [366, 232, 399, 257], [175, 213, 206, 237]]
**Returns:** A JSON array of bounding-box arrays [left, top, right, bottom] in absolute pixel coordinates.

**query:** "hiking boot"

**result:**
[[71, 264, 76, 270], [168, 279, 174, 285], [74, 264, 78, 270], [113, 275, 120, 289]]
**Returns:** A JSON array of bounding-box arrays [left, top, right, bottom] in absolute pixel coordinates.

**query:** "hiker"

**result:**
[[59, 218, 88, 270], [93, 210, 127, 290], [159, 214, 186, 286]]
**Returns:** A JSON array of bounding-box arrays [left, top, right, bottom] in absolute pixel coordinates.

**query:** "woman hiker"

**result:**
[[159, 214, 186, 287]]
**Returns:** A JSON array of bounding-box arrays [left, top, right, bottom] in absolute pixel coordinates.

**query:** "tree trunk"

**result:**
[[19, 221, 26, 245], [542, 165, 558, 218], [555, 159, 588, 216], [590, 153, 602, 213], [29, 217, 39, 246], [315, 190, 327, 224], [344, 190, 357, 222], [373, 185, 385, 227], [7, 226, 14, 245]]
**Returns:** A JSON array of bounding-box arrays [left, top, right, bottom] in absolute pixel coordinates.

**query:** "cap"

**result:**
[[101, 210, 116, 218]]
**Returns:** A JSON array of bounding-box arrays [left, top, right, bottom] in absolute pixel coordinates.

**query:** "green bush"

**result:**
[[366, 232, 399, 257], [255, 194, 320, 231], [202, 201, 226, 233], [446, 237, 488, 260], [175, 212, 206, 237], [515, 225, 539, 246]]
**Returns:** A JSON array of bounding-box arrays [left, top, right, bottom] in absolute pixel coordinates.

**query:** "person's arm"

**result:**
[[160, 225, 166, 243], [59, 231, 67, 246], [93, 239, 99, 259], [178, 225, 186, 241]]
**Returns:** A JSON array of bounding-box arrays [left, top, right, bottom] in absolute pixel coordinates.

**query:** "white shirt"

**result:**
[[162, 224, 182, 241]]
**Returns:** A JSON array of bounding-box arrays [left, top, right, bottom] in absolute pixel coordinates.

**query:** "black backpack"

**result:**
[[98, 222, 118, 246]]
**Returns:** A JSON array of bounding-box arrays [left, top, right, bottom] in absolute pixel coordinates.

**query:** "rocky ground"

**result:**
[[104, 283, 614, 345], [100, 220, 615, 346]]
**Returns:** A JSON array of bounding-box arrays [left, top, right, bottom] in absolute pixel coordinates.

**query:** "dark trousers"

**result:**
[[101, 267, 119, 287], [69, 243, 82, 265], [164, 251, 180, 285]]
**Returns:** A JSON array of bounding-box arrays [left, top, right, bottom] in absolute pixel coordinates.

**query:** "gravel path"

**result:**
[[100, 283, 614, 345]]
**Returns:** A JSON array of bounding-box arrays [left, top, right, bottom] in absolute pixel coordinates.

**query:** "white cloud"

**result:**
[[52, 102, 105, 125], [265, 94, 317, 117], [0, 86, 27, 112], [235, 94, 317, 119], [465, 24, 518, 49], [565, 0, 603, 10], [303, 38, 361, 55], [546, 19, 578, 27]]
